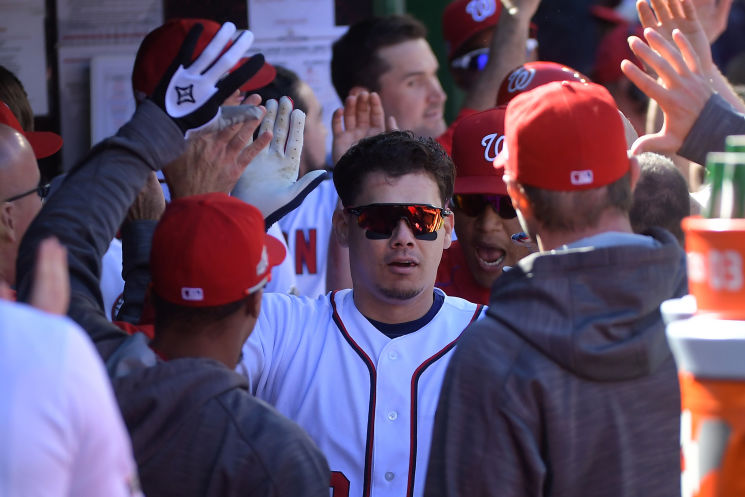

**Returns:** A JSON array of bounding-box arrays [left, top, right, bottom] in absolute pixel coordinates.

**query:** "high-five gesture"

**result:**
[[232, 97, 326, 226], [150, 21, 266, 133]]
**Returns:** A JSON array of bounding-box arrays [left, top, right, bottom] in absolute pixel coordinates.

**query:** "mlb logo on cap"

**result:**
[[571, 170, 594, 186], [151, 193, 285, 307]]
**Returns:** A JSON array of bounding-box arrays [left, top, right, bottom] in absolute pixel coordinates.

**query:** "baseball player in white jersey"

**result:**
[[240, 130, 485, 497]]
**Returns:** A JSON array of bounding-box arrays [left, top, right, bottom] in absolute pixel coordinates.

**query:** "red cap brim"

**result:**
[[265, 233, 286, 269], [24, 130, 63, 159], [240, 59, 277, 93], [454, 175, 508, 195]]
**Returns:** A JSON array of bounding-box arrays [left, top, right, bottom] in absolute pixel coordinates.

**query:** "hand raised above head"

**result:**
[[165, 104, 271, 198], [232, 96, 326, 227]]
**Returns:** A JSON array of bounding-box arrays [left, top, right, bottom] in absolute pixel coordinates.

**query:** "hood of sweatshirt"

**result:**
[[109, 339, 247, 464], [486, 228, 687, 381]]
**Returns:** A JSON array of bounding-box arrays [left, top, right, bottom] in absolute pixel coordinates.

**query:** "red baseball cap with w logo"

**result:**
[[496, 81, 630, 191], [442, 0, 501, 59], [150, 193, 285, 307], [451, 106, 508, 195]]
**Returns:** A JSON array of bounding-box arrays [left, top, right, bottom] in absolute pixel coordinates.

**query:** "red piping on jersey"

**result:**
[[405, 304, 484, 497], [330, 291, 377, 497]]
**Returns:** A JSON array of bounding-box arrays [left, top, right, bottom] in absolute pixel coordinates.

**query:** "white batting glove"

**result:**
[[232, 96, 326, 227], [150, 21, 265, 134]]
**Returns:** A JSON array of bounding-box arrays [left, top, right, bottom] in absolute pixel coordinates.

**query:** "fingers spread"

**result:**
[[331, 107, 345, 135], [355, 91, 371, 128], [191, 22, 236, 74]]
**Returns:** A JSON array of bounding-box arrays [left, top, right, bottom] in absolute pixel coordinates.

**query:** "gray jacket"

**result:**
[[16, 101, 330, 497], [425, 228, 686, 497]]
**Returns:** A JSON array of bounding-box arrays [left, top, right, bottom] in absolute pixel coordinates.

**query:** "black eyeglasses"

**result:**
[[451, 193, 517, 219], [4, 183, 50, 203], [344, 203, 452, 240], [450, 48, 489, 72]]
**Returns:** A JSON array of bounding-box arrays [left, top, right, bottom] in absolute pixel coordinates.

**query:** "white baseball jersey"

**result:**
[[265, 222, 299, 294], [277, 177, 338, 297], [0, 299, 141, 497], [240, 288, 485, 497]]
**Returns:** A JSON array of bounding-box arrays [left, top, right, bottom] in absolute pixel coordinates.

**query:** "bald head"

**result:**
[[0, 123, 41, 285]]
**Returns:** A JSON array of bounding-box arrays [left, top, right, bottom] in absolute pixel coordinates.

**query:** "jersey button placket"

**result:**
[[384, 472, 395, 482]]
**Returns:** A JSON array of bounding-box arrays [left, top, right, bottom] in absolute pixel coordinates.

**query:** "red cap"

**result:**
[[496, 81, 629, 191], [132, 18, 276, 101], [0, 102, 62, 159], [442, 0, 501, 59], [452, 106, 508, 195], [150, 193, 285, 307], [592, 22, 644, 84], [497, 61, 589, 106]]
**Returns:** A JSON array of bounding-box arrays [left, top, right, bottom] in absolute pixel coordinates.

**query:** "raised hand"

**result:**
[[164, 104, 271, 198], [232, 96, 326, 226], [150, 21, 266, 134], [622, 27, 713, 155], [637, 0, 714, 72], [331, 91, 396, 165]]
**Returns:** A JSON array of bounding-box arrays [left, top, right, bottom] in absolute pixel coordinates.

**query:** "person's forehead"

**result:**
[[376, 38, 439, 79], [0, 139, 38, 196], [298, 82, 321, 113], [355, 170, 442, 205]]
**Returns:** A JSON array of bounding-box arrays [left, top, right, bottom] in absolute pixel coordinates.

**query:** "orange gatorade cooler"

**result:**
[[665, 315, 745, 497], [682, 217, 745, 320]]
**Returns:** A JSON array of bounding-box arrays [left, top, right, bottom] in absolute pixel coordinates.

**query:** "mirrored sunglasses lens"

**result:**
[[358, 204, 442, 237]]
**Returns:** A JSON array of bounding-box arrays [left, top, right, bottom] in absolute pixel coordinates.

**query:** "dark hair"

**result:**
[[252, 65, 308, 113], [152, 291, 250, 333], [0, 65, 34, 131], [333, 130, 454, 207], [629, 152, 690, 244], [523, 173, 633, 231], [331, 14, 427, 100]]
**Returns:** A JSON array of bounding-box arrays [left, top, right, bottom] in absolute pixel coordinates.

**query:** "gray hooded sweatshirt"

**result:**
[[425, 228, 686, 497]]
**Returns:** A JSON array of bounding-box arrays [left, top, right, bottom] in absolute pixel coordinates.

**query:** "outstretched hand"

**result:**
[[636, 0, 714, 72], [622, 27, 713, 155], [331, 91, 397, 165], [150, 21, 266, 134], [164, 104, 271, 198], [232, 96, 326, 226]]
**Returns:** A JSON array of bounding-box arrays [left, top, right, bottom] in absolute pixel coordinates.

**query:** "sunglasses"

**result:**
[[344, 203, 452, 240], [450, 48, 489, 72], [3, 183, 51, 203], [451, 194, 517, 219]]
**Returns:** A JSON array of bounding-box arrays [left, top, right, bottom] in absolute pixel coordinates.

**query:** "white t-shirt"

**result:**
[[0, 300, 141, 497]]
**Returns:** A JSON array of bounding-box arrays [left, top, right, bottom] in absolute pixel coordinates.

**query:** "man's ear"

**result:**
[[506, 178, 531, 219], [628, 156, 641, 192], [0, 203, 17, 242], [245, 288, 263, 319], [332, 208, 350, 248], [442, 210, 454, 250]]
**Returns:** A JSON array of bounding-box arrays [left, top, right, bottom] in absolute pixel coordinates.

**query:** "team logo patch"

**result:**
[[570, 170, 594, 186], [481, 132, 505, 162], [466, 0, 497, 22], [181, 287, 204, 301], [507, 68, 536, 93], [175, 85, 196, 105]]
